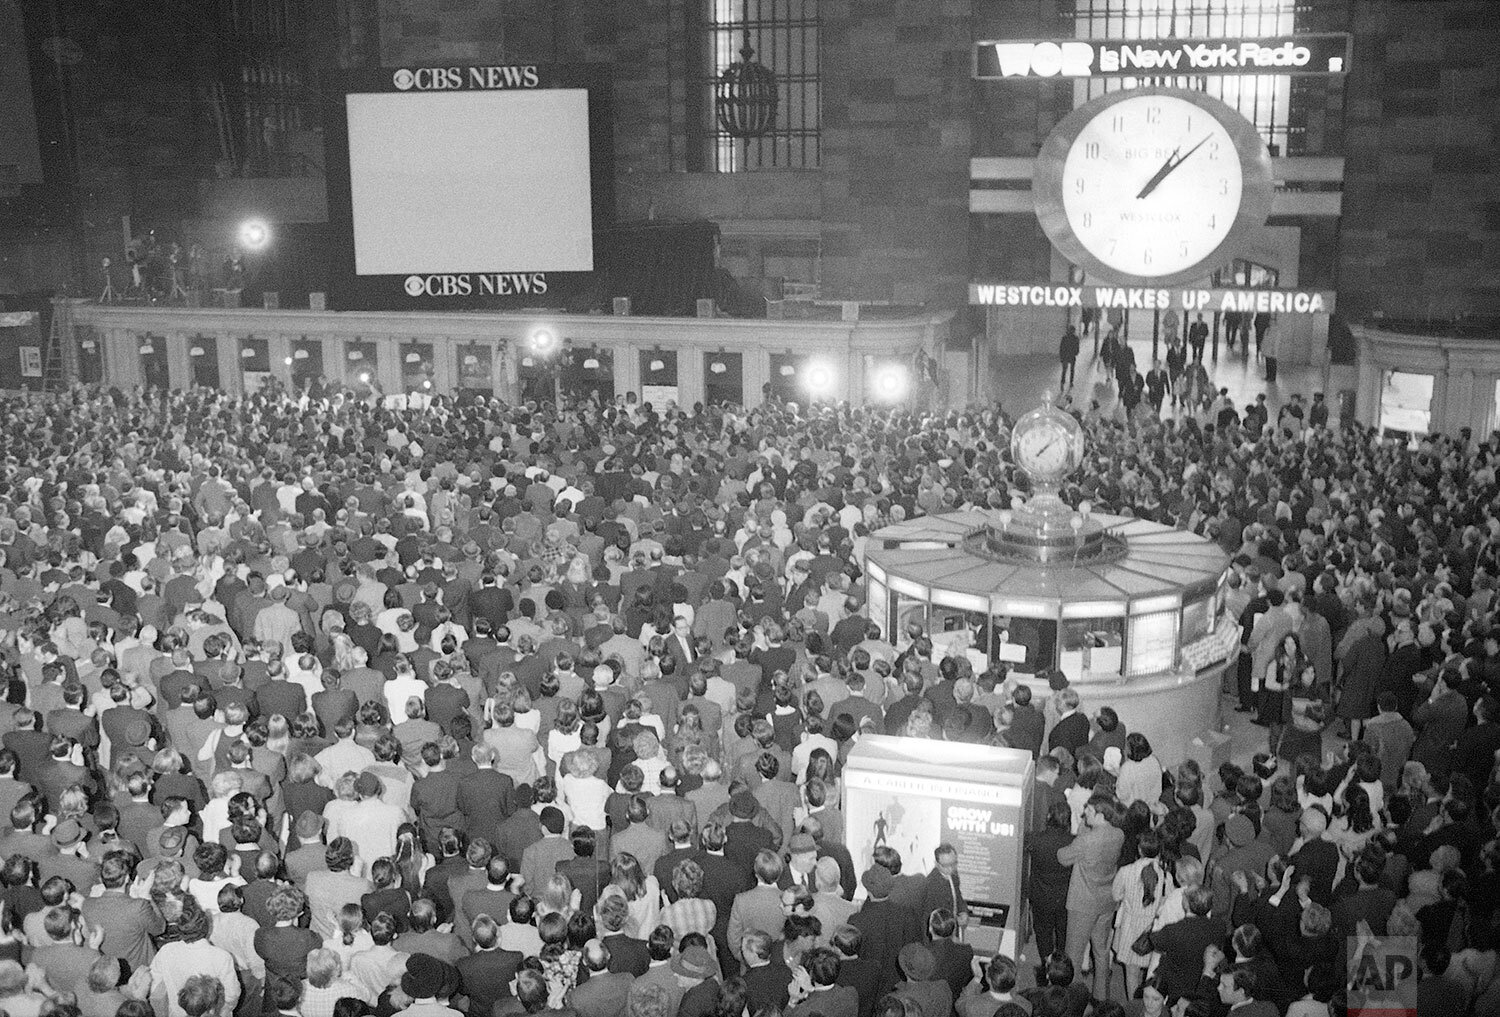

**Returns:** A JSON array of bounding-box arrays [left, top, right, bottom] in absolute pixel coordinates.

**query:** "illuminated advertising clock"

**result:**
[[1033, 87, 1274, 286]]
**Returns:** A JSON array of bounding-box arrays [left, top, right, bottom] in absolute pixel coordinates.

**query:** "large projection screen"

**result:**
[[345, 89, 594, 276]]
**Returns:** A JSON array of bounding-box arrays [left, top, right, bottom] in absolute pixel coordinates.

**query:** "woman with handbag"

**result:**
[[1112, 829, 1169, 999], [1263, 633, 1312, 758]]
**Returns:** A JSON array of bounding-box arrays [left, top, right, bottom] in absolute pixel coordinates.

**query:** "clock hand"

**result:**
[[1135, 135, 1214, 200], [1134, 146, 1182, 200]]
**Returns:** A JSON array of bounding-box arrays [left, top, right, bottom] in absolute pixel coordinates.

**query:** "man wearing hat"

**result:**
[[41, 818, 98, 894], [779, 832, 819, 893], [1209, 813, 1276, 917], [393, 953, 462, 1017], [849, 864, 923, 999], [893, 943, 951, 1017]]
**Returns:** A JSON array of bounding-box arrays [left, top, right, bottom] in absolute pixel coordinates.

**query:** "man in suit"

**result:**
[[694, 822, 750, 969], [569, 939, 634, 1017], [724, 790, 776, 871], [1058, 794, 1124, 1001], [558, 827, 613, 914], [520, 808, 573, 897], [739, 929, 792, 1011], [597, 893, 649, 975], [647, 767, 698, 842], [411, 743, 465, 849], [753, 753, 800, 848], [919, 844, 967, 932], [1047, 687, 1090, 756], [726, 849, 788, 965], [1217, 968, 1278, 1017], [82, 852, 165, 970], [924, 908, 975, 1000], [612, 797, 667, 876], [1453, 695, 1500, 790], [632, 926, 688, 1015], [457, 856, 516, 949], [1411, 672, 1468, 779], [652, 821, 697, 900], [849, 865, 923, 1000], [832, 925, 882, 1017]]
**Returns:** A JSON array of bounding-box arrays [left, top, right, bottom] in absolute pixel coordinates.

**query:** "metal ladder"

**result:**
[[42, 298, 74, 393]]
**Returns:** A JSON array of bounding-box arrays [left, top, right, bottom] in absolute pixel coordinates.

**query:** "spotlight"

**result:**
[[284, 356, 294, 366], [358, 371, 370, 384], [238, 219, 271, 250], [422, 379, 432, 390], [873, 365, 909, 402], [529, 327, 558, 355], [804, 361, 834, 397]]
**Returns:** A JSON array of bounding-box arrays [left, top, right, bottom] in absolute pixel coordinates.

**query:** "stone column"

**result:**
[[377, 335, 401, 393], [744, 348, 770, 405], [216, 332, 243, 396], [678, 347, 704, 408], [166, 330, 191, 390], [432, 336, 454, 394]]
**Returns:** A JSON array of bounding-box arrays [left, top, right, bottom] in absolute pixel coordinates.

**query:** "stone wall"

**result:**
[[1338, 0, 1500, 319]]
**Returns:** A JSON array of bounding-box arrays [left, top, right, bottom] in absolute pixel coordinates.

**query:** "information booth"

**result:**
[[843, 735, 1032, 960]]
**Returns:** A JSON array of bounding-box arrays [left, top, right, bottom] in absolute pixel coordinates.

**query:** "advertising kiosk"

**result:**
[[842, 735, 1033, 959]]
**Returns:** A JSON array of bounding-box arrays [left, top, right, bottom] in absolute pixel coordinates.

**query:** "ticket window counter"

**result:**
[[639, 350, 677, 408], [344, 341, 378, 393], [564, 348, 615, 404], [705, 352, 743, 407], [455, 344, 494, 397], [289, 340, 323, 392], [139, 335, 169, 391], [768, 354, 810, 405], [189, 336, 220, 389], [401, 342, 435, 395]]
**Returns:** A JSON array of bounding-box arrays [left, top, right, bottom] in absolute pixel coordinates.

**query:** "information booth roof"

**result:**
[[867, 510, 1227, 608], [845, 734, 1033, 788]]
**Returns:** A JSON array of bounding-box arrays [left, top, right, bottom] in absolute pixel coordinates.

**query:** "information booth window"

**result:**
[[640, 350, 677, 407], [289, 338, 323, 391], [888, 578, 928, 651], [866, 574, 891, 642], [930, 598, 991, 674], [1126, 609, 1180, 677], [518, 353, 555, 405], [1059, 614, 1125, 682], [189, 336, 219, 388], [991, 612, 1058, 675], [705, 352, 743, 406], [455, 343, 494, 396], [138, 334, 169, 391]]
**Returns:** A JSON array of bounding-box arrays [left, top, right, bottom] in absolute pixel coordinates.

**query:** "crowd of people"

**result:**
[[0, 376, 1495, 1017]]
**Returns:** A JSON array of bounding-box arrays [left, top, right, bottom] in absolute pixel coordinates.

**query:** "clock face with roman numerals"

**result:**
[[1033, 87, 1275, 286]]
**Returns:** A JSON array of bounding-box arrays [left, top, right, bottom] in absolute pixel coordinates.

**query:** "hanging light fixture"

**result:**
[[714, 0, 777, 140]]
